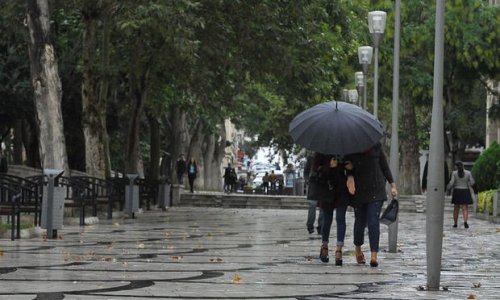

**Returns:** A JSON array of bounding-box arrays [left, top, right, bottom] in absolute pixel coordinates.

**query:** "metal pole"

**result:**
[[46, 174, 55, 239], [362, 64, 369, 110], [388, 0, 401, 253], [389, 0, 401, 253], [373, 47, 379, 119], [426, 0, 446, 290]]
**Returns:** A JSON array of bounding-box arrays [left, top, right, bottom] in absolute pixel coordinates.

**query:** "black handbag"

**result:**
[[380, 198, 399, 225]]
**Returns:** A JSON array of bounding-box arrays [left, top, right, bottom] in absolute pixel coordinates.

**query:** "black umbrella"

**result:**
[[289, 101, 385, 155]]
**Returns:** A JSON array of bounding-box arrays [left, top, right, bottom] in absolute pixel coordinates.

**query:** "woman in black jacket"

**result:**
[[309, 153, 351, 265], [187, 158, 198, 193], [345, 143, 398, 267]]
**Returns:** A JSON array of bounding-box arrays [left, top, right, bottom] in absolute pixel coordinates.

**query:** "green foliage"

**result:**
[[0, 1, 33, 124], [471, 142, 500, 192], [0, 223, 34, 230], [477, 189, 497, 215]]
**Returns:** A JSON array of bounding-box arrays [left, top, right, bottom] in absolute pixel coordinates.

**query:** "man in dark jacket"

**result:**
[[175, 154, 186, 184], [223, 163, 237, 193], [345, 143, 398, 268], [304, 153, 324, 235]]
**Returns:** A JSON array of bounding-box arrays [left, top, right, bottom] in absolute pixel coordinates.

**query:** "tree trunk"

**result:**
[[27, 0, 69, 174], [202, 124, 226, 191], [13, 119, 23, 164], [21, 118, 40, 168], [124, 71, 149, 175], [81, 2, 109, 178], [147, 112, 160, 181], [168, 107, 189, 179], [188, 121, 205, 189], [399, 94, 421, 194]]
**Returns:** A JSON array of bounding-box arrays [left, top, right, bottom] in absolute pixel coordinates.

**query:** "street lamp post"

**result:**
[[348, 89, 358, 105], [427, 0, 446, 290], [342, 89, 349, 102], [357, 46, 373, 110], [388, 0, 401, 254], [368, 11, 387, 119], [355, 72, 364, 107]]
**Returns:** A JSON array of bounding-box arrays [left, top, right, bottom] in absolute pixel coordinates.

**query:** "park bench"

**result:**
[[136, 178, 158, 210], [0, 181, 26, 240], [0, 183, 22, 240], [72, 176, 127, 219], [0, 174, 41, 231]]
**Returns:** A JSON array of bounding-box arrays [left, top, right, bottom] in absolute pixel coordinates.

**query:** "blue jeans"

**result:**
[[353, 200, 383, 252], [307, 200, 323, 231], [321, 205, 347, 246]]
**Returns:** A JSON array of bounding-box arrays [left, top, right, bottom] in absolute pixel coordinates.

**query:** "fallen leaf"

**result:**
[[170, 256, 183, 260], [467, 294, 476, 299], [0, 250, 4, 256], [232, 274, 241, 284], [209, 258, 224, 262]]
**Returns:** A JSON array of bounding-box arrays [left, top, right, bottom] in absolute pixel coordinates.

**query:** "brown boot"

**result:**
[[320, 245, 329, 263]]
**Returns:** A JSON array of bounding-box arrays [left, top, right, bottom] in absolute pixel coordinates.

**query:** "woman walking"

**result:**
[[187, 158, 198, 193], [345, 143, 398, 267], [318, 155, 351, 266], [446, 161, 475, 228]]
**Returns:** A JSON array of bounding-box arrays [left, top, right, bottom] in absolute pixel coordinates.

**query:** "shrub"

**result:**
[[471, 142, 500, 192], [477, 190, 496, 214], [0, 223, 34, 230]]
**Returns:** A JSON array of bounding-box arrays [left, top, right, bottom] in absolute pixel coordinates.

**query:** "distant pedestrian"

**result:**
[[421, 154, 450, 194], [176, 154, 187, 184], [223, 163, 237, 193], [187, 157, 198, 193], [304, 153, 323, 235], [269, 170, 277, 194], [262, 172, 270, 194], [446, 161, 475, 229]]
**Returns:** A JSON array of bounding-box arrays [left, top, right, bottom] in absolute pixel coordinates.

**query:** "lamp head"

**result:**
[[368, 11, 387, 34], [358, 46, 373, 65]]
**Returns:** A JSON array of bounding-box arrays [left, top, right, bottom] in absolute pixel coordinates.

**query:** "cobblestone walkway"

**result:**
[[0, 207, 499, 299]]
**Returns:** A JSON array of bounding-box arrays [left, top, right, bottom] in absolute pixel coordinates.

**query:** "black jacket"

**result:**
[[305, 153, 332, 202], [345, 143, 394, 206]]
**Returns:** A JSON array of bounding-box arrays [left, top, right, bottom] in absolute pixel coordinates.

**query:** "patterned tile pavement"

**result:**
[[0, 205, 499, 299]]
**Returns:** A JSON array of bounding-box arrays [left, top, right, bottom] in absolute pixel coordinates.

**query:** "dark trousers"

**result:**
[[321, 205, 347, 246], [188, 175, 195, 192], [353, 200, 383, 252]]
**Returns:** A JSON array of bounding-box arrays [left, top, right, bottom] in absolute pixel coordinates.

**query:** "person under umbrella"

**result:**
[[316, 153, 351, 266], [344, 142, 398, 267], [289, 101, 384, 156]]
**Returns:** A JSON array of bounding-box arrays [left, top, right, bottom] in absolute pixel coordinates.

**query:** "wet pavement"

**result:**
[[0, 206, 499, 299]]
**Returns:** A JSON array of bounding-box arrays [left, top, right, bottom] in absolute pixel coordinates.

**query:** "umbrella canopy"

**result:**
[[289, 101, 385, 155]]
